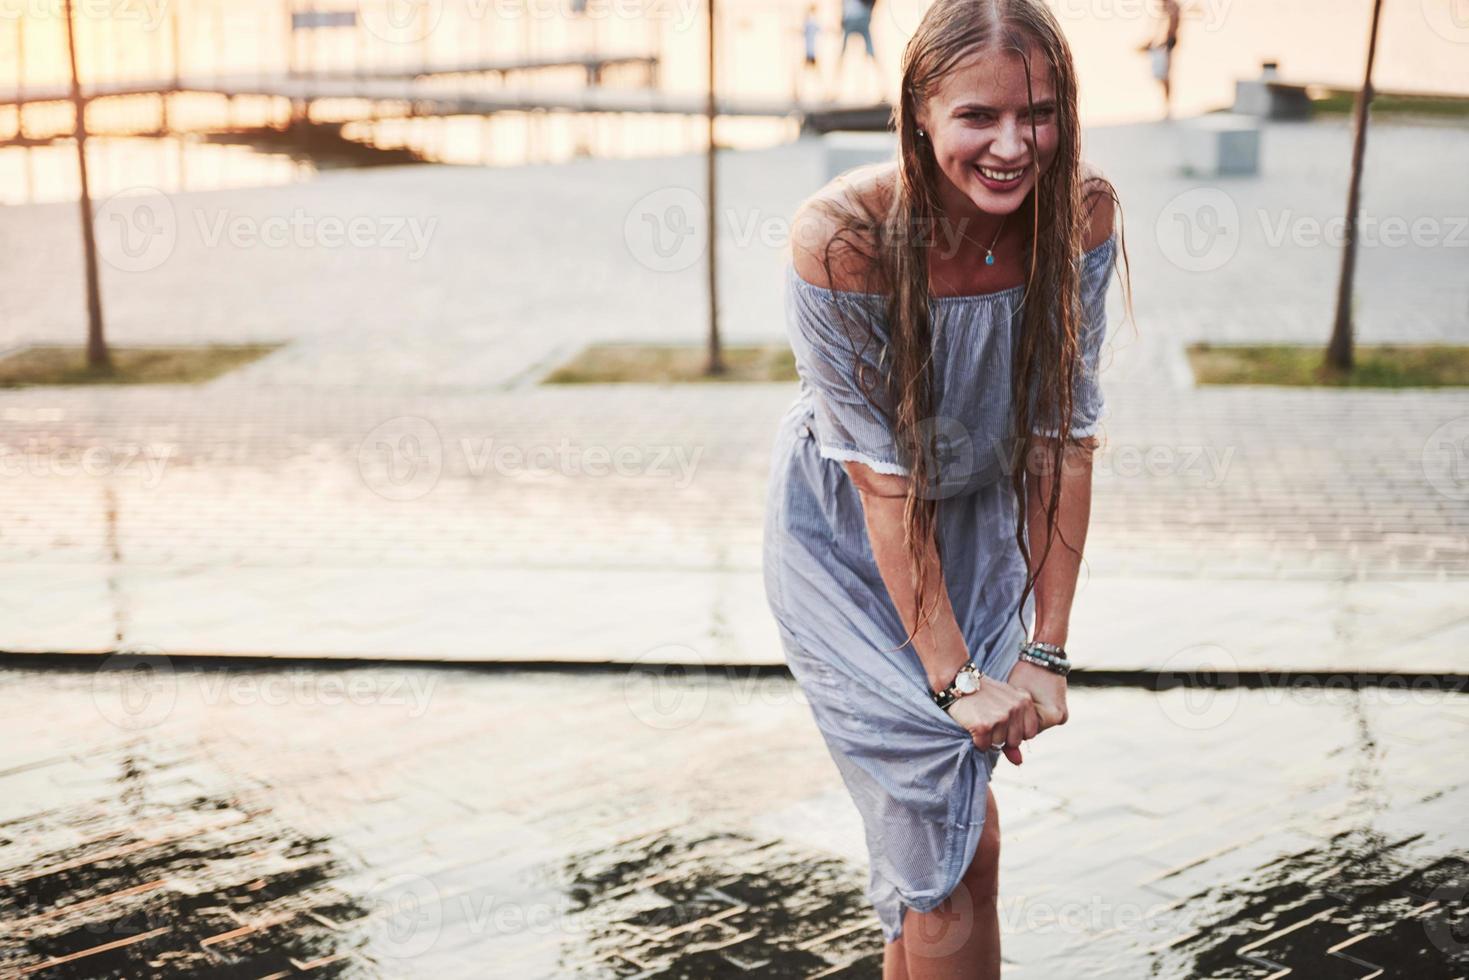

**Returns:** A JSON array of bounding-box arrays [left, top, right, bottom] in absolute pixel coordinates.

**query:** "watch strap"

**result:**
[[932, 662, 982, 710]]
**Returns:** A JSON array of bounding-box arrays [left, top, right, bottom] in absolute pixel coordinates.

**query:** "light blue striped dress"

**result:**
[[761, 233, 1117, 942]]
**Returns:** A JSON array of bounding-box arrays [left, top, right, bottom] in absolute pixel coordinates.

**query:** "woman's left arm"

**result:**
[[1008, 432, 1098, 729], [1011, 175, 1115, 729]]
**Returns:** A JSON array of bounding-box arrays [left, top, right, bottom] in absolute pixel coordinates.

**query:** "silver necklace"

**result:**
[[956, 212, 1009, 266]]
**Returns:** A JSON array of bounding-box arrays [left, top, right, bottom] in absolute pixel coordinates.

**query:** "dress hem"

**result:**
[[882, 623, 1026, 944], [818, 444, 912, 477]]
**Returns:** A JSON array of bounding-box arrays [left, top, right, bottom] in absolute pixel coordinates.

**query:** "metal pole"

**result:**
[[172, 1, 185, 188], [15, 18, 25, 142], [162, 0, 179, 133], [705, 0, 724, 375], [1325, 0, 1384, 373], [63, 0, 109, 370]]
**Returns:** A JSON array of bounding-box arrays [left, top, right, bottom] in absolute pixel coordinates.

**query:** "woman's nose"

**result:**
[[990, 119, 1027, 161]]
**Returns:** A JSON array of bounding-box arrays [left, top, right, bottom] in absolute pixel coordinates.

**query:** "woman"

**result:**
[[761, 0, 1132, 976]]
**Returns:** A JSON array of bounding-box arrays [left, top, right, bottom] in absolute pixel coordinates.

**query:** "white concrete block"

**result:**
[[1180, 112, 1261, 177]]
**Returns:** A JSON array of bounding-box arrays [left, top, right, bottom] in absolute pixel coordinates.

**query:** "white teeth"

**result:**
[[978, 166, 1023, 182]]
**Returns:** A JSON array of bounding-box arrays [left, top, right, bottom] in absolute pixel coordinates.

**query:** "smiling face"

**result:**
[[915, 42, 1060, 221]]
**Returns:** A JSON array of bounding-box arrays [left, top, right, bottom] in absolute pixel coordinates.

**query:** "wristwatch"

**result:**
[[932, 662, 984, 711]]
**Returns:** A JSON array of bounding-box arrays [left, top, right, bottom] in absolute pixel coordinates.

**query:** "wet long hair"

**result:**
[[807, 0, 1135, 652]]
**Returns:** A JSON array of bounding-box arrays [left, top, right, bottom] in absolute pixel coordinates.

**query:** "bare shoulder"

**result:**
[[790, 161, 896, 292], [1080, 161, 1117, 252]]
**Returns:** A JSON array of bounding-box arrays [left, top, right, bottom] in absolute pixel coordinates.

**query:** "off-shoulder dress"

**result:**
[[760, 233, 1118, 941]]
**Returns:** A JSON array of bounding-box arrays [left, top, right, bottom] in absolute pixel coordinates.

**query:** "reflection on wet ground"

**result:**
[[1, 746, 368, 977], [0, 663, 1464, 977], [201, 122, 433, 170], [1146, 701, 1469, 978], [1159, 836, 1467, 979], [563, 829, 877, 977]]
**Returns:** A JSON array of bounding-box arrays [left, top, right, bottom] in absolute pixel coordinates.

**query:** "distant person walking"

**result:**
[[836, 0, 883, 102], [796, 3, 823, 103], [1140, 0, 1181, 119]]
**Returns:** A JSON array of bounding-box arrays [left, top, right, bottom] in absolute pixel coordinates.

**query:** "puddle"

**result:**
[[0, 746, 372, 977], [1153, 830, 1469, 979], [561, 827, 881, 977]]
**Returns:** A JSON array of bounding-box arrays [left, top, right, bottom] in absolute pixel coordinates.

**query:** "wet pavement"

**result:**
[[1, 662, 1465, 977], [2, 113, 1467, 976]]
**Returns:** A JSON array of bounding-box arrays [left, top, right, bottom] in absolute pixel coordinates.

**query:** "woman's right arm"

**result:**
[[842, 463, 968, 692], [846, 462, 1039, 764]]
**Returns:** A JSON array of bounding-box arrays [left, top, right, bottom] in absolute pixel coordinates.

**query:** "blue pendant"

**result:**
[[985, 253, 995, 265]]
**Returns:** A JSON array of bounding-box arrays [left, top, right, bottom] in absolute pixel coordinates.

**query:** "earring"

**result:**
[[916, 128, 927, 138]]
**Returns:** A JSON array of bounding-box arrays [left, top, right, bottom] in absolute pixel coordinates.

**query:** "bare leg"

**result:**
[[883, 933, 911, 980], [900, 787, 1001, 980]]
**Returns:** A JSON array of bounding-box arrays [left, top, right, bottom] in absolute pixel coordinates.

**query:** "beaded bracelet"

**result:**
[[1018, 641, 1071, 677]]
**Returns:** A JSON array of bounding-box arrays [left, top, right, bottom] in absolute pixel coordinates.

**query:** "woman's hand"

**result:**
[[1006, 661, 1069, 733], [944, 678, 1040, 766]]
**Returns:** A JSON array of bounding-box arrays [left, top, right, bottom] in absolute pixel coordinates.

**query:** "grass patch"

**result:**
[[1187, 343, 1469, 388], [1311, 90, 1469, 118], [0, 343, 283, 387], [542, 343, 797, 384]]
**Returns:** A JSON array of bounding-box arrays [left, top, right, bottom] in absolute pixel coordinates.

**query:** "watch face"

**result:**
[[955, 670, 979, 694]]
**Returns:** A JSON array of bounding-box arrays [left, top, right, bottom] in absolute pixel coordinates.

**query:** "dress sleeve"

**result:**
[[1032, 233, 1117, 439], [785, 268, 911, 475]]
